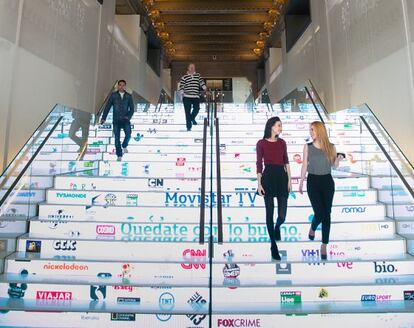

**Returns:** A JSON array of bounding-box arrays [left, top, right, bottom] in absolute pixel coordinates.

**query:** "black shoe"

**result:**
[[192, 120, 197, 125], [308, 234, 315, 241], [275, 226, 281, 241], [321, 253, 327, 260], [271, 246, 281, 261]]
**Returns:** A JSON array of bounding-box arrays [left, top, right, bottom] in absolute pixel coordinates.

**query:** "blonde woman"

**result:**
[[299, 122, 343, 260]]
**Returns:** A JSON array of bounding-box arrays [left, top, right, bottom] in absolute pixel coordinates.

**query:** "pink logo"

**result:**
[[96, 225, 116, 235]]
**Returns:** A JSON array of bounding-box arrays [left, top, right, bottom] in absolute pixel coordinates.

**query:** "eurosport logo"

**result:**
[[56, 192, 87, 199], [361, 294, 391, 302], [217, 318, 261, 327], [96, 225, 116, 236], [341, 206, 367, 214], [36, 291, 72, 300]]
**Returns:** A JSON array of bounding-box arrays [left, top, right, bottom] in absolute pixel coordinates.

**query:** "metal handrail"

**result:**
[[360, 116, 414, 199], [215, 114, 223, 244], [199, 116, 208, 244], [304, 86, 325, 123], [0, 117, 63, 207], [0, 104, 59, 178], [94, 80, 118, 125], [307, 79, 414, 200]]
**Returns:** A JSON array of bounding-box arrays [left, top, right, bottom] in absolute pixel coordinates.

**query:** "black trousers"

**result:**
[[307, 174, 335, 244], [183, 97, 200, 130], [113, 120, 131, 157], [264, 196, 288, 250]]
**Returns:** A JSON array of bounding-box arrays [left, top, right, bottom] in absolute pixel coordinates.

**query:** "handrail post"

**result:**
[[215, 114, 223, 244]]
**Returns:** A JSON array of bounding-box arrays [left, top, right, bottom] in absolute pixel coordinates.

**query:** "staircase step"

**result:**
[[27, 219, 395, 242], [44, 189, 378, 207], [37, 203, 386, 222], [16, 234, 406, 261]]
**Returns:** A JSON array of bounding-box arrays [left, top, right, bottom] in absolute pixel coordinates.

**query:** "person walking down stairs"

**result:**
[[100, 79, 135, 161], [256, 117, 292, 261]]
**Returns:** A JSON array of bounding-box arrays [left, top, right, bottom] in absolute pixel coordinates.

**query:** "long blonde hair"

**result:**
[[311, 121, 335, 164]]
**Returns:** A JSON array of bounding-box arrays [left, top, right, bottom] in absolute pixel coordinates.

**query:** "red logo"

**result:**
[[36, 291, 72, 300], [181, 249, 206, 270], [96, 224, 116, 235], [176, 158, 186, 166]]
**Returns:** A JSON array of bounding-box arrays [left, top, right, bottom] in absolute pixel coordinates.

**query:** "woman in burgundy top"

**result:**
[[256, 117, 292, 260]]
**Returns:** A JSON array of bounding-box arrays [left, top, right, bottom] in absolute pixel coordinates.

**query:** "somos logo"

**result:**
[[341, 206, 366, 214], [217, 318, 261, 327], [96, 225, 116, 235], [181, 249, 206, 270]]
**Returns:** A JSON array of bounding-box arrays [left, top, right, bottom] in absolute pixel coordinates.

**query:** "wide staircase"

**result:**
[[0, 84, 413, 327]]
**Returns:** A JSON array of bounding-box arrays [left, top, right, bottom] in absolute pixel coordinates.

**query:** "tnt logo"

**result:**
[[181, 249, 206, 270], [374, 261, 398, 273]]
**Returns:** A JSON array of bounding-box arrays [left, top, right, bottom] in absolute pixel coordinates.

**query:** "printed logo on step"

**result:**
[[181, 249, 206, 270], [187, 292, 207, 326], [96, 225, 116, 236], [133, 133, 144, 142], [223, 250, 240, 288], [374, 261, 398, 274], [148, 178, 164, 188], [176, 158, 186, 166], [293, 154, 302, 164], [90, 285, 107, 301], [53, 240, 77, 251], [404, 291, 414, 301], [361, 294, 392, 302], [104, 193, 117, 206], [156, 292, 175, 322], [276, 251, 291, 274], [319, 288, 329, 299], [341, 206, 366, 214], [126, 194, 138, 206], [111, 313, 136, 321], [26, 240, 42, 253], [117, 297, 140, 304], [280, 291, 302, 304], [36, 291, 73, 300], [217, 318, 262, 327], [8, 283, 28, 299]]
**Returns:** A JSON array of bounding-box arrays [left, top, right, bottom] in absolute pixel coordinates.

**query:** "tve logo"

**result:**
[[374, 261, 398, 273], [53, 240, 77, 251], [181, 249, 206, 270], [36, 291, 72, 300], [96, 225, 116, 236], [217, 318, 261, 327]]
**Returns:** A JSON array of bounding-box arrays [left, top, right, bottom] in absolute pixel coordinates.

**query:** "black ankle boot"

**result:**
[[271, 245, 281, 261]]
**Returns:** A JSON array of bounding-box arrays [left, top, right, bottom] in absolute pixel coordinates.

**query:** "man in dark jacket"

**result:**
[[100, 80, 135, 161]]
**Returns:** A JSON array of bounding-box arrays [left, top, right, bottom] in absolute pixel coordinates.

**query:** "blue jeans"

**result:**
[[113, 120, 131, 157]]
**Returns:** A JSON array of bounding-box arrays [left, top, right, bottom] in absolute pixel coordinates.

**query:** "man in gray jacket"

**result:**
[[100, 80, 135, 161]]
